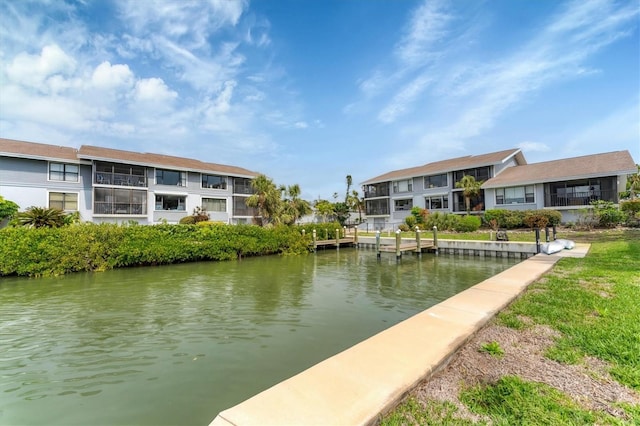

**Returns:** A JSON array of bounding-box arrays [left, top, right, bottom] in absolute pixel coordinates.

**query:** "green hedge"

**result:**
[[0, 223, 312, 277]]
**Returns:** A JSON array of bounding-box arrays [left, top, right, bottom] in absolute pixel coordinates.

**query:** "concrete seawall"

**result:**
[[210, 244, 589, 426]]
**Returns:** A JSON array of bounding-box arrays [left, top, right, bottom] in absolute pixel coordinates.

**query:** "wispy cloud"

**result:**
[[349, 0, 639, 167]]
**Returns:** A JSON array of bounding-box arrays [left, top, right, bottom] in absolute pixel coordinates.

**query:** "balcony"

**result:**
[[546, 190, 616, 207], [95, 172, 146, 187]]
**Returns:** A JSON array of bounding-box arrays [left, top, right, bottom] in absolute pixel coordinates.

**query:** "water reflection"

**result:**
[[0, 249, 517, 426]]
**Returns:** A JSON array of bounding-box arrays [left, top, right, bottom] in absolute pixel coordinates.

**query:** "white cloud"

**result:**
[[134, 78, 178, 103], [518, 142, 551, 153], [91, 61, 134, 91], [294, 121, 308, 129], [395, 0, 452, 67], [6, 44, 76, 90]]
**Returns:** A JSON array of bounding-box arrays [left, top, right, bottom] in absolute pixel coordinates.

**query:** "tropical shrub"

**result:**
[[0, 223, 312, 277], [621, 199, 640, 227], [0, 196, 19, 220], [591, 200, 626, 228], [423, 212, 460, 231], [483, 209, 524, 229], [16, 207, 67, 228], [398, 223, 410, 232], [404, 214, 417, 229], [454, 215, 481, 232], [522, 209, 562, 229]]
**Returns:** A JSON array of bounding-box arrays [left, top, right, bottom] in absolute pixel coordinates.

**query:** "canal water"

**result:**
[[0, 249, 518, 425]]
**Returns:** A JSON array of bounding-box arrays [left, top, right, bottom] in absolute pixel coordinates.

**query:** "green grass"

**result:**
[[479, 341, 504, 358], [381, 231, 640, 425]]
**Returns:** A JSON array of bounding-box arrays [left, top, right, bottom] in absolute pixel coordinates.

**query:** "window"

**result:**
[[393, 179, 413, 193], [202, 174, 227, 189], [156, 169, 187, 186], [49, 163, 79, 182], [426, 195, 449, 210], [155, 194, 186, 211], [233, 196, 258, 216], [424, 174, 447, 188], [364, 183, 390, 198], [202, 198, 226, 212], [49, 192, 78, 210], [496, 185, 535, 205], [94, 188, 147, 215], [394, 199, 413, 211]]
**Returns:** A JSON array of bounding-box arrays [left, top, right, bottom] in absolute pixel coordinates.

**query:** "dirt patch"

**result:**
[[412, 323, 639, 421]]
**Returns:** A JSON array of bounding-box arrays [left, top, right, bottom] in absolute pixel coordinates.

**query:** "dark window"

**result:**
[[424, 174, 447, 188], [155, 194, 186, 211], [156, 169, 186, 186], [394, 199, 413, 211], [202, 174, 227, 189], [49, 163, 79, 182]]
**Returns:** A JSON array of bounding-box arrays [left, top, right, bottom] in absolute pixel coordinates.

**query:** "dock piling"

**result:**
[[376, 231, 381, 260], [395, 230, 401, 261], [415, 226, 421, 257]]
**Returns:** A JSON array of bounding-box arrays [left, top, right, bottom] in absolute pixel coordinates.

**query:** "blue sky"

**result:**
[[1, 0, 638, 201]]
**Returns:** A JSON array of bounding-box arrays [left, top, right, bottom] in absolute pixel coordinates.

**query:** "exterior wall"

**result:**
[[494, 157, 518, 176], [0, 156, 91, 219], [1, 154, 253, 225]]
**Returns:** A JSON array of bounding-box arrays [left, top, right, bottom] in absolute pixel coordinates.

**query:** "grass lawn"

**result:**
[[380, 230, 640, 425]]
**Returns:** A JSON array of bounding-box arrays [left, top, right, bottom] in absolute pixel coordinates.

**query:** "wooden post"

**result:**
[[376, 231, 381, 260], [354, 226, 358, 246], [432, 225, 439, 255], [395, 229, 401, 261], [415, 226, 421, 256], [335, 228, 340, 249], [312, 229, 317, 252]]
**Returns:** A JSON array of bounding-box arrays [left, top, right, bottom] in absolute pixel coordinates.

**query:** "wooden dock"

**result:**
[[377, 241, 435, 254], [314, 237, 356, 249]]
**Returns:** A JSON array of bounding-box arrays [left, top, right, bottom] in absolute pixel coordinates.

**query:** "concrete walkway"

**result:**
[[210, 244, 590, 426]]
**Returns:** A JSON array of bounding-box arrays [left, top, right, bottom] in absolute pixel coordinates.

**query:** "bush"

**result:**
[[423, 212, 460, 231], [483, 209, 524, 229], [620, 199, 640, 215], [0, 222, 312, 277], [523, 209, 562, 229], [591, 200, 625, 228], [179, 215, 197, 224], [404, 215, 416, 229], [454, 215, 481, 232]]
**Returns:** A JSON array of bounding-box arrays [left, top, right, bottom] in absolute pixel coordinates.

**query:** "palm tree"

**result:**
[[17, 206, 66, 228], [628, 165, 640, 199], [280, 184, 312, 225], [345, 175, 352, 203], [346, 190, 365, 223], [246, 174, 282, 226], [455, 175, 483, 214], [314, 199, 335, 223]]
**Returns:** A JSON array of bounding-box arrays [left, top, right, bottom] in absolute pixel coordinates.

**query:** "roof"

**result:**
[[0, 137, 80, 162], [482, 150, 637, 188], [0, 138, 259, 178], [361, 148, 525, 185], [78, 145, 259, 178]]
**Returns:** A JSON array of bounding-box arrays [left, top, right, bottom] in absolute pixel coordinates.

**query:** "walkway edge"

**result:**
[[209, 245, 590, 426]]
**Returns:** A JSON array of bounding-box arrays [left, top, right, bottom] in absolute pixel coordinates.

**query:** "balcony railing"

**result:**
[[233, 184, 254, 194], [94, 202, 146, 215], [546, 190, 616, 207], [95, 172, 146, 187]]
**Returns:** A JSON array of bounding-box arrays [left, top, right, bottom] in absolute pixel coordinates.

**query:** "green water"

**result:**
[[0, 249, 518, 425]]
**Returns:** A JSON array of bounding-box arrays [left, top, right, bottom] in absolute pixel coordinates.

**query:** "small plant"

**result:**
[[480, 341, 504, 358], [16, 206, 67, 228]]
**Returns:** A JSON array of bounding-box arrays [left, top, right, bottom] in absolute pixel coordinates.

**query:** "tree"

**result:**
[[16, 206, 66, 228], [455, 175, 483, 214], [314, 199, 335, 223], [246, 174, 282, 226], [628, 165, 640, 199], [0, 196, 19, 220], [345, 175, 352, 203], [280, 184, 312, 225], [346, 190, 365, 223]]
